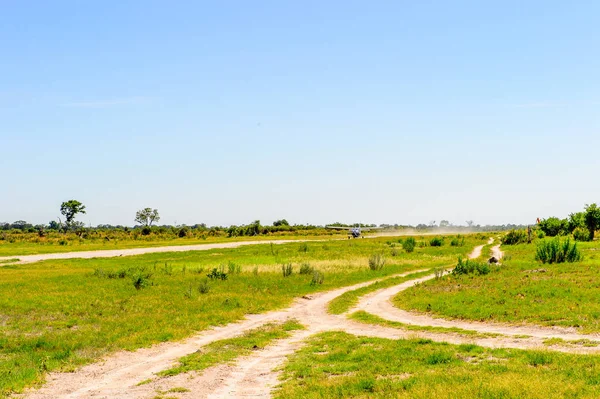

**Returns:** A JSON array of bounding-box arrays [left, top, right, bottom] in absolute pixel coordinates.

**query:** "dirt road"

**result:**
[[0, 239, 320, 265]]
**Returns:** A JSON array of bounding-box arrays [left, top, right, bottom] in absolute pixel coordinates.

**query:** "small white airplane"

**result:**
[[325, 225, 382, 239]]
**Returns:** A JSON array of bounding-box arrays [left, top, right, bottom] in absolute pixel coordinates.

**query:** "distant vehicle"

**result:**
[[325, 225, 382, 239]]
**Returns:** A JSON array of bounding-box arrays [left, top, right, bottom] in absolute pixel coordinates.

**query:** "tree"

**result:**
[[584, 203, 600, 241], [439, 220, 450, 228], [60, 200, 86, 231], [135, 208, 160, 226], [273, 219, 289, 227], [538, 217, 569, 237], [466, 220, 474, 227]]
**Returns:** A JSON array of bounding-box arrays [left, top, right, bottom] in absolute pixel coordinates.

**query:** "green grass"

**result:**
[[275, 331, 600, 398], [327, 270, 434, 314], [159, 319, 303, 377], [394, 240, 600, 333], [348, 310, 500, 338], [0, 235, 485, 397]]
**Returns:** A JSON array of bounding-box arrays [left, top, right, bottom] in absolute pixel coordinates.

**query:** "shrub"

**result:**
[[298, 243, 308, 252], [403, 237, 416, 253], [535, 237, 582, 264], [282, 263, 293, 277], [141, 226, 151, 236], [502, 229, 528, 245], [207, 268, 228, 280], [537, 229, 546, 239], [429, 237, 444, 247], [310, 270, 324, 285], [368, 253, 386, 271], [573, 227, 591, 242], [131, 268, 153, 290], [450, 235, 465, 247], [178, 227, 190, 238], [538, 217, 569, 237], [452, 257, 490, 276], [299, 262, 313, 275], [391, 247, 398, 257]]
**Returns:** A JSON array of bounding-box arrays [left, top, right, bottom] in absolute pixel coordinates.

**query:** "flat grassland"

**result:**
[[0, 235, 482, 397], [394, 240, 600, 333], [276, 331, 600, 398]]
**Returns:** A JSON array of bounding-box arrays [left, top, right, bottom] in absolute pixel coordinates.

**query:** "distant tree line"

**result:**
[[537, 203, 600, 241], [2, 199, 554, 240]]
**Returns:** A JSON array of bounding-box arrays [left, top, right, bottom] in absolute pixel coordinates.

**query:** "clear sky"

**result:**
[[2, 1, 599, 227]]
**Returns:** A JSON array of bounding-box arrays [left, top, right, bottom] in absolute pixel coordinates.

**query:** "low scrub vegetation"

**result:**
[[429, 237, 444, 247], [502, 229, 528, 245], [452, 257, 491, 276], [402, 237, 416, 253], [535, 237, 582, 264]]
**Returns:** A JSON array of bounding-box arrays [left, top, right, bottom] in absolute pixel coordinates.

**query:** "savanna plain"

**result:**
[[2, 229, 600, 398]]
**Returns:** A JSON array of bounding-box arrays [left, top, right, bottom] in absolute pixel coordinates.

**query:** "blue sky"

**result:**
[[2, 1, 599, 227]]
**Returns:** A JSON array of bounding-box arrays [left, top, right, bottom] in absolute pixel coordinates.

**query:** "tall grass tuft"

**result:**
[[368, 253, 386, 271], [535, 237, 582, 264], [310, 270, 324, 285], [299, 262, 313, 275], [282, 263, 293, 277]]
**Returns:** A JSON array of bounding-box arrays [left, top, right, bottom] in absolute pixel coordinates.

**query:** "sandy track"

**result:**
[[20, 240, 600, 399], [0, 239, 322, 265]]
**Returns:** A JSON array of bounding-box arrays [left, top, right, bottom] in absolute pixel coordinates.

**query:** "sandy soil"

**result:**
[[19, 239, 599, 399]]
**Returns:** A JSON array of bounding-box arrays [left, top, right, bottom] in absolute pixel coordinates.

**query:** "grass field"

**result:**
[[394, 240, 600, 333], [275, 331, 600, 398], [0, 235, 484, 397]]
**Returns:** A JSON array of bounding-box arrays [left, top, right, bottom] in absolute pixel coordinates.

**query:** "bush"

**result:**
[[573, 227, 591, 242], [450, 235, 465, 247], [282, 263, 293, 277], [299, 262, 313, 275], [141, 226, 151, 236], [535, 237, 582, 264], [538, 217, 569, 237], [429, 237, 444, 247], [178, 227, 189, 238], [452, 257, 490, 276], [207, 268, 228, 280], [502, 229, 528, 245], [368, 253, 386, 271], [131, 268, 153, 290], [403, 237, 416, 253]]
